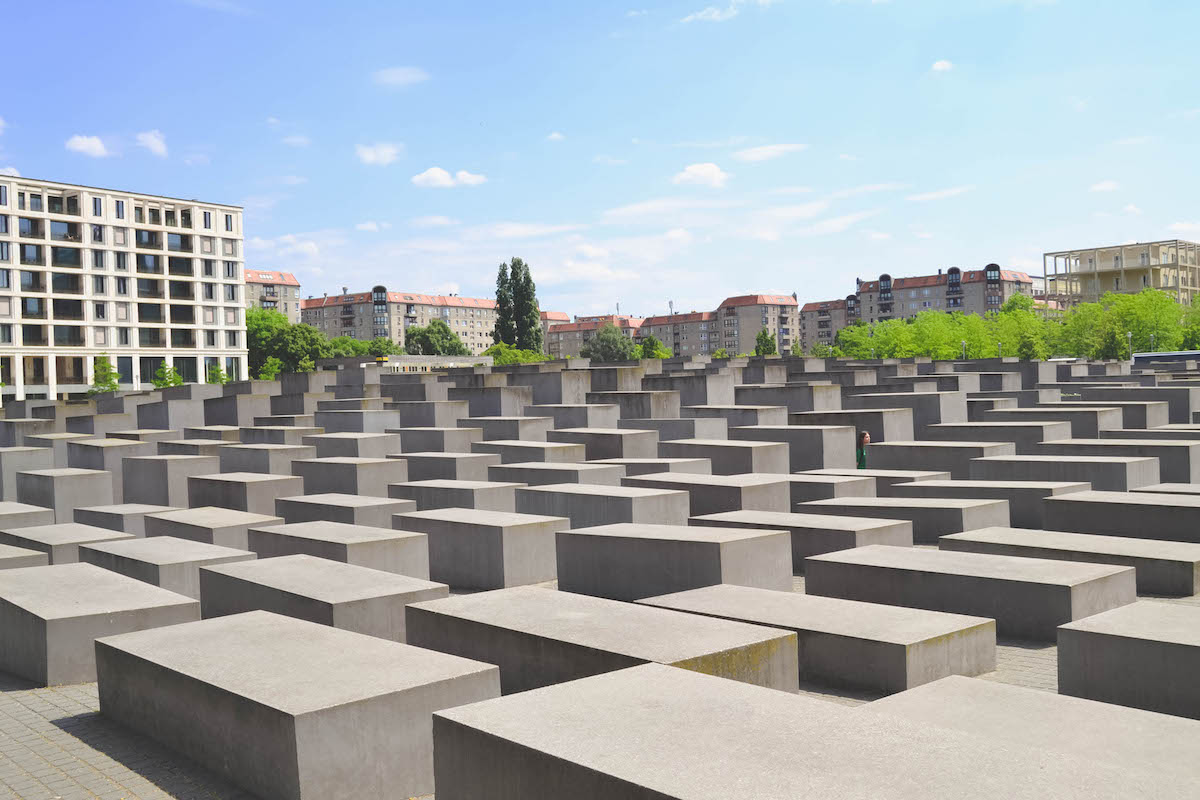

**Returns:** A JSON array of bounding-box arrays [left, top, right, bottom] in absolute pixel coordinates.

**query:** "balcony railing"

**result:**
[[18, 220, 45, 239], [52, 327, 85, 347]]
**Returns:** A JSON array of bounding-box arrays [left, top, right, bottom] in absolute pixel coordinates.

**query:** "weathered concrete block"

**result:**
[[16, 468, 114, 523], [866, 440, 1016, 480], [527, 403, 620, 429], [969, 454, 1159, 492], [728, 424, 855, 471], [301, 431, 402, 459], [802, 467, 952, 496], [590, 457, 713, 476], [408, 587, 798, 694], [95, 611, 499, 799], [557, 523, 792, 600], [585, 390, 680, 419], [393, 508, 568, 590], [200, 555, 447, 641], [921, 421, 1073, 455], [1037, 438, 1200, 484], [0, 563, 197, 685], [389, 479, 521, 512], [516, 483, 690, 527], [80, 536, 255, 598], [247, 520, 429, 578], [801, 496, 1009, 543], [488, 461, 625, 486], [239, 425, 323, 446], [1043, 489, 1200, 544], [460, 416, 552, 442], [983, 406, 1122, 438], [658, 438, 788, 475], [218, 443, 316, 475], [1058, 601, 1200, 719], [618, 416, 728, 441], [547, 427, 658, 460], [892, 479, 1089, 529], [156, 438, 233, 457], [0, 542, 49, 569], [291, 456, 408, 497], [388, 427, 478, 453], [806, 544, 1136, 640], [145, 506, 284, 549], [0, 447, 55, 500], [73, 503, 178, 536], [622, 472, 789, 515], [0, 522, 134, 563], [188, 472, 304, 515], [25, 432, 93, 467], [123, 455, 221, 506], [470, 439, 585, 464], [785, 474, 876, 504], [641, 584, 994, 693], [0, 501, 56, 530], [395, 451, 502, 481], [66, 438, 154, 501], [275, 493, 415, 527], [682, 404, 788, 427], [789, 408, 915, 444]]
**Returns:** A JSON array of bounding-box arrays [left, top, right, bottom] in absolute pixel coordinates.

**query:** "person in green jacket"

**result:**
[[856, 430, 870, 469]]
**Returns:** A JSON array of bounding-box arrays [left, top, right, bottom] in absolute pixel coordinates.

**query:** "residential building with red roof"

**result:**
[[245, 270, 302, 323], [545, 315, 644, 358]]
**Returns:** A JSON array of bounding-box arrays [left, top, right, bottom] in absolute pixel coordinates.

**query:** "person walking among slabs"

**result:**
[[856, 431, 870, 469]]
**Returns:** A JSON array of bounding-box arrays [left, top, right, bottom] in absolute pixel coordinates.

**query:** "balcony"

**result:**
[[137, 254, 162, 274], [50, 247, 82, 268], [947, 284, 962, 295], [20, 245, 44, 266], [50, 274, 83, 295], [170, 329, 197, 348], [18, 218, 44, 239], [52, 326, 85, 347], [19, 273, 44, 292], [167, 233, 193, 253], [52, 299, 84, 321], [135, 231, 163, 250], [137, 280, 164, 300], [21, 299, 46, 319], [168, 281, 193, 300], [139, 329, 167, 348], [49, 222, 82, 243], [22, 325, 47, 346], [169, 305, 195, 324], [168, 257, 194, 276], [47, 196, 81, 216], [138, 303, 165, 323]]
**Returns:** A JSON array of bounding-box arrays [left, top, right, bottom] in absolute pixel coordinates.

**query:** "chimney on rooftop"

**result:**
[[341, 286, 348, 295]]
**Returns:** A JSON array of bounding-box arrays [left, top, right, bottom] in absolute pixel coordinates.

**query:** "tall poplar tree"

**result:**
[[492, 262, 517, 345], [511, 257, 543, 353]]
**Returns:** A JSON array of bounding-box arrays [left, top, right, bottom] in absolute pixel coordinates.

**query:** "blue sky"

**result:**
[[4, 0, 1199, 317]]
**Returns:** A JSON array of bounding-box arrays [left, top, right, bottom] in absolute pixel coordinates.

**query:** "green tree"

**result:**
[[492, 262, 517, 345], [367, 337, 403, 358], [580, 323, 636, 362], [638, 334, 671, 359], [207, 363, 230, 384], [257, 357, 284, 381], [152, 362, 184, 388], [328, 335, 370, 358], [481, 342, 549, 365], [711, 347, 730, 359], [280, 325, 333, 370], [88, 355, 120, 396], [245, 308, 291, 377], [754, 328, 777, 356], [297, 356, 316, 373], [510, 258, 543, 352], [808, 342, 838, 357], [404, 319, 471, 356]]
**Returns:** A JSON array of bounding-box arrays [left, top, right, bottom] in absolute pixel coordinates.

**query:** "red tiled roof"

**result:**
[[642, 311, 717, 326], [857, 270, 1032, 292], [540, 310, 570, 321], [301, 292, 498, 310], [245, 270, 300, 287], [549, 316, 644, 334], [801, 299, 847, 313], [718, 293, 798, 309]]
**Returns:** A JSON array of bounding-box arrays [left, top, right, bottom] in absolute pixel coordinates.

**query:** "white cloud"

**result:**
[[279, 175, 307, 185], [799, 210, 878, 236], [732, 143, 807, 162], [742, 201, 830, 241], [867, 231, 891, 240], [603, 195, 738, 221], [831, 183, 904, 199], [673, 136, 748, 148], [594, 155, 628, 166], [1123, 204, 1142, 215], [410, 167, 488, 188], [682, 0, 776, 23], [627, 9, 648, 16], [1090, 179, 1119, 192], [672, 162, 730, 188], [764, 201, 829, 220], [546, 131, 565, 142], [1168, 221, 1200, 233], [931, 60, 954, 72], [906, 185, 972, 202], [266, 116, 280, 126], [477, 222, 586, 239], [136, 129, 168, 158], [65, 135, 109, 158], [771, 185, 814, 195], [282, 135, 310, 147], [356, 142, 402, 166], [0, 117, 6, 135], [372, 66, 430, 87], [0, 166, 19, 177], [410, 215, 460, 228], [355, 221, 393, 232]]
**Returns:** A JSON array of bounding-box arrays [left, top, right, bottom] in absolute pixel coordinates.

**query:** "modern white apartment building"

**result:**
[[0, 176, 247, 399], [1043, 240, 1200, 307]]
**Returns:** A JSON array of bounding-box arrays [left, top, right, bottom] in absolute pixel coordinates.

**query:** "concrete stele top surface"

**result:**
[[96, 610, 494, 715], [942, 527, 1200, 559], [805, 468, 951, 479], [669, 438, 780, 448], [395, 479, 524, 490], [1042, 438, 1199, 447], [19, 468, 108, 478], [561, 523, 787, 544], [1049, 489, 1200, 508], [975, 455, 1156, 464], [435, 662, 1175, 798], [896, 480, 1088, 491], [519, 483, 687, 499], [0, 543, 48, 560], [149, 507, 284, 528], [280, 493, 403, 508], [399, 452, 496, 460], [0, 563, 197, 619], [1059, 599, 1200, 645], [126, 455, 215, 463], [77, 504, 178, 515], [477, 440, 578, 448], [223, 443, 312, 452], [306, 432, 397, 439], [811, 544, 1132, 585], [194, 472, 300, 484], [625, 473, 786, 488], [694, 510, 909, 531], [491, 462, 620, 472], [865, 675, 1200, 781], [1, 524, 133, 546], [552, 428, 645, 435], [408, 586, 792, 663], [731, 424, 852, 432], [0, 502, 59, 515], [869, 440, 1012, 449], [82, 535, 253, 564], [70, 439, 148, 449], [929, 421, 1071, 428], [201, 554, 444, 602], [640, 584, 992, 644], [293, 456, 393, 465], [250, 520, 421, 545], [786, 475, 872, 485], [592, 458, 709, 466], [803, 497, 1004, 510], [394, 507, 569, 527], [1133, 483, 1200, 494]]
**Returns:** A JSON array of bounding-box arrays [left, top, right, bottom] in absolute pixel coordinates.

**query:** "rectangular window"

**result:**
[[92, 197, 102, 217], [92, 250, 104, 269], [29, 195, 42, 212], [114, 227, 127, 246], [226, 331, 239, 347], [115, 252, 127, 270], [224, 284, 238, 302], [91, 224, 103, 243], [0, 242, 7, 263], [116, 277, 128, 295], [205, 329, 217, 347], [115, 200, 125, 219], [0, 186, 6, 205], [94, 302, 106, 320], [0, 215, 7, 234], [203, 211, 212, 229], [134, 207, 144, 224], [0, 324, 10, 344], [94, 276, 106, 294], [203, 259, 215, 277], [17, 192, 24, 210], [118, 327, 130, 345], [0, 269, 8, 288], [203, 283, 215, 300], [224, 214, 233, 232], [223, 261, 237, 279]]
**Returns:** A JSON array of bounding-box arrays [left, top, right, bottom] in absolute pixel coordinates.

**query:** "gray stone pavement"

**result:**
[[0, 576, 1193, 798]]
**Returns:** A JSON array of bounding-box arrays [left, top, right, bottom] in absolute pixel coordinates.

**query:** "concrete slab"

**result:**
[[1037, 438, 1200, 483], [803, 467, 952, 496], [66, 438, 153, 500], [785, 474, 876, 504], [156, 438, 233, 457], [0, 501, 56, 530], [0, 522, 134, 564], [682, 404, 788, 427], [515, 483, 690, 527], [122, 454, 221, 506], [0, 563, 198, 685], [460, 416, 553, 442], [891, 479, 1089, 528], [388, 479, 522, 512], [800, 496, 1010, 543], [144, 506, 284, 550], [1059, 601, 1200, 719], [590, 457, 712, 476], [940, 526, 1200, 595], [301, 431, 402, 458], [17, 468, 114, 523], [275, 492, 415, 527], [525, 403, 620, 429], [640, 584, 995, 693], [621, 472, 789, 515], [79, 535, 255, 598], [218, 443, 317, 475], [199, 554, 447, 641], [246, 520, 429, 578], [394, 451, 502, 481], [470, 439, 585, 464], [95, 610, 499, 799], [557, 523, 792, 600], [865, 440, 1016, 479], [547, 427, 658, 460], [922, 420, 1073, 454], [969, 454, 1159, 492], [407, 586, 798, 694], [618, 416, 728, 441], [806, 544, 1136, 640], [0, 446, 55, 500], [658, 438, 789, 475], [290, 456, 408, 497], [187, 472, 304, 515], [393, 508, 568, 590], [788, 408, 915, 444], [1043, 489, 1200, 543], [983, 406, 1122, 438], [0, 542, 49, 569], [728, 424, 855, 471], [487, 461, 625, 486]]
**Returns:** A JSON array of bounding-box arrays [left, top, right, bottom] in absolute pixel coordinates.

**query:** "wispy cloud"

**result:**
[[136, 129, 168, 158], [1090, 179, 1118, 192], [410, 215, 460, 228], [183, 153, 210, 166], [831, 183, 905, 199], [265, 116, 280, 126], [673, 136, 748, 148], [594, 155, 628, 166], [411, 167, 488, 188], [627, 8, 648, 16], [546, 131, 565, 142], [474, 222, 587, 239], [672, 162, 730, 188], [356, 142, 403, 166], [65, 135, 109, 158], [799, 210, 879, 236], [1168, 221, 1200, 233], [0, 167, 19, 177], [732, 143, 807, 162], [931, 59, 954, 72], [1123, 204, 1142, 215], [682, 0, 777, 23], [372, 66, 430, 87], [355, 221, 393, 232], [906, 185, 972, 202], [278, 175, 307, 186], [603, 195, 738, 220], [1113, 135, 1152, 146], [0, 117, 6, 136], [282, 134, 310, 147]]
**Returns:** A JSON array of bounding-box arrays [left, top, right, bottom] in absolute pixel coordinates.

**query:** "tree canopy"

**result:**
[[482, 342, 550, 365], [580, 323, 636, 362], [88, 355, 120, 396], [492, 262, 516, 346], [404, 319, 471, 356], [638, 334, 672, 359], [754, 328, 778, 356]]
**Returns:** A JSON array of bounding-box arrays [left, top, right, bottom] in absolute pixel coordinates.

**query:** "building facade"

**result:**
[[715, 294, 800, 355], [301, 288, 498, 354], [639, 311, 718, 357], [1043, 240, 1200, 308], [798, 297, 859, 352], [0, 176, 246, 399], [545, 314, 644, 359], [856, 266, 1033, 326], [245, 270, 301, 323], [539, 310, 569, 354]]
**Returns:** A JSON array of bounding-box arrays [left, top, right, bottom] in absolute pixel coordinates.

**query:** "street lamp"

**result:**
[[1150, 333, 1156, 352], [1127, 331, 1133, 361], [998, 342, 1003, 358], [961, 340, 966, 360]]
